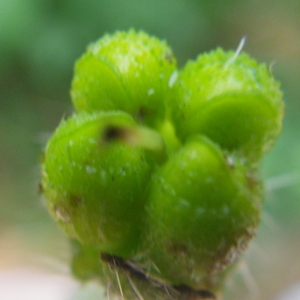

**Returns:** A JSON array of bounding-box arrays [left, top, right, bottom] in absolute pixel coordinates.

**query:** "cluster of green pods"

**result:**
[[41, 30, 284, 299]]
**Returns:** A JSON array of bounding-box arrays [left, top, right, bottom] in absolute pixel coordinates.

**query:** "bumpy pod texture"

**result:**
[[42, 30, 283, 299], [170, 49, 283, 161], [71, 29, 177, 128]]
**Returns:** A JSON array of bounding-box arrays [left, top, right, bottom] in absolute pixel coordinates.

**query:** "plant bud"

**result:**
[[42, 111, 154, 257], [71, 29, 177, 128], [141, 136, 263, 291], [171, 49, 284, 161]]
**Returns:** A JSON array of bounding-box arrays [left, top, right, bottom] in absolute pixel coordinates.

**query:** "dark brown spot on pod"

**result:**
[[102, 125, 129, 142]]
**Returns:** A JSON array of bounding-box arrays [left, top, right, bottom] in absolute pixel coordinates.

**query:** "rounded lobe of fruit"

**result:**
[[42, 111, 153, 258], [71, 29, 177, 127], [171, 48, 284, 160], [142, 136, 262, 290]]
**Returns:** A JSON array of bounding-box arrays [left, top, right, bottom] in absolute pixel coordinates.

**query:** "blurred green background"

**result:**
[[1, 1, 300, 299]]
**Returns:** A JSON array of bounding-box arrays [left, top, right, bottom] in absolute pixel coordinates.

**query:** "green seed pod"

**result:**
[[171, 48, 284, 161], [42, 111, 154, 258], [141, 135, 263, 291], [71, 29, 177, 128], [41, 29, 285, 299]]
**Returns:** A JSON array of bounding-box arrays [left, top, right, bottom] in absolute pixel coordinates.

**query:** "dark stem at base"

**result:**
[[100, 253, 216, 300]]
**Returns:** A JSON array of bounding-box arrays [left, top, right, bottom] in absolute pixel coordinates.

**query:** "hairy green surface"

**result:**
[[71, 29, 177, 128], [141, 136, 262, 290], [42, 111, 154, 257], [171, 49, 283, 161]]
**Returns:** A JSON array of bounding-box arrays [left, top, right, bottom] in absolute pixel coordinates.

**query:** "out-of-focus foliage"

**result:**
[[0, 1, 300, 299]]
